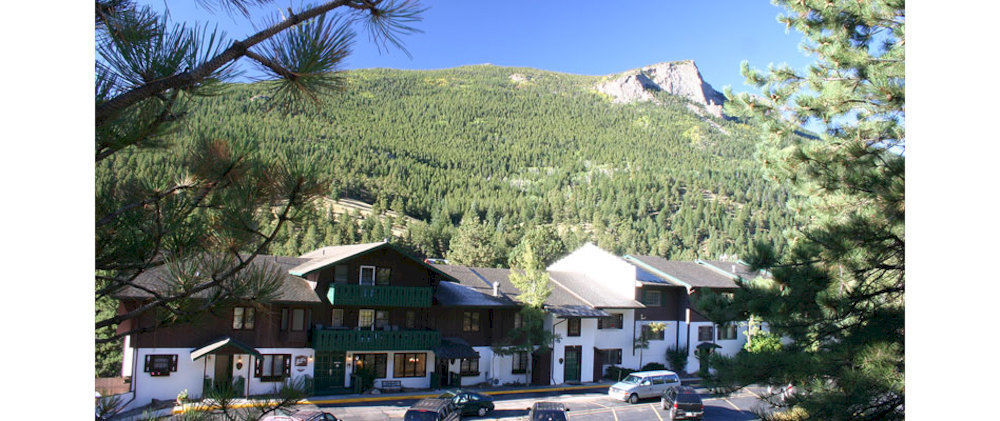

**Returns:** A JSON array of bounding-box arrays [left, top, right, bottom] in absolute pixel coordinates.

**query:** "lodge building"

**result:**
[[114, 241, 765, 409]]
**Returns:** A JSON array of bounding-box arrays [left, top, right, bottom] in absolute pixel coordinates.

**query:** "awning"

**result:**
[[695, 342, 722, 350], [434, 337, 480, 360], [546, 305, 610, 318], [191, 337, 261, 361]]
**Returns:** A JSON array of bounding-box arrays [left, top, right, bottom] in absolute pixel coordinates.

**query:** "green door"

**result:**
[[315, 351, 347, 393], [564, 346, 581, 382]]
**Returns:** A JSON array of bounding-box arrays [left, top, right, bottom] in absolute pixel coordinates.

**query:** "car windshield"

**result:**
[[404, 411, 439, 421], [620, 375, 642, 384]]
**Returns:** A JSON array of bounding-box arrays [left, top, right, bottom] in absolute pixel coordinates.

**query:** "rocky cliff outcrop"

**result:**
[[595, 60, 726, 118]]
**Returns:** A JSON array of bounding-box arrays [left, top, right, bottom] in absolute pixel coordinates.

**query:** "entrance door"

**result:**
[[436, 358, 451, 387], [315, 351, 347, 393], [564, 346, 581, 383], [213, 354, 232, 389]]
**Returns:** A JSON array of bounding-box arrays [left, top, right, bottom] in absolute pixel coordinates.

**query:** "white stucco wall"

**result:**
[[550, 317, 598, 384], [344, 350, 436, 389]]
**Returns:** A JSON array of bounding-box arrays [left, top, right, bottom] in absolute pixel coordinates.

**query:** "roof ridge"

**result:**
[[545, 271, 597, 308]]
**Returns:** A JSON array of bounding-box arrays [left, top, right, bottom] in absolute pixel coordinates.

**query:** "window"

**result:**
[[359, 266, 376, 285], [604, 349, 622, 365], [698, 326, 714, 341], [514, 312, 523, 329], [376, 267, 392, 285], [642, 324, 665, 340], [359, 309, 375, 328], [334, 265, 349, 283], [405, 310, 417, 329], [280, 308, 288, 331], [598, 313, 623, 329], [354, 353, 387, 378], [651, 375, 665, 385], [718, 324, 738, 340], [291, 309, 306, 331], [331, 308, 344, 328], [375, 310, 389, 329], [393, 353, 426, 378], [642, 289, 662, 306], [460, 358, 480, 376], [463, 311, 480, 332], [566, 318, 581, 337], [144, 354, 177, 376], [256, 354, 291, 382], [512, 351, 529, 374], [233, 307, 254, 330]]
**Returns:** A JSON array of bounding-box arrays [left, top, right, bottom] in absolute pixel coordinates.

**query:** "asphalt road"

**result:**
[[306, 386, 768, 420]]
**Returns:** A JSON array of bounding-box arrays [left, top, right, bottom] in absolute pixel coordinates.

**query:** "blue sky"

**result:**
[[142, 0, 812, 94]]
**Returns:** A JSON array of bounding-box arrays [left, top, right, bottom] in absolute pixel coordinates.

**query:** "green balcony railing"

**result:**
[[326, 284, 433, 307], [312, 329, 441, 352]]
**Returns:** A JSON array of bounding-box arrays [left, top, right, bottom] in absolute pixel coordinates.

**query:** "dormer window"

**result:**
[[334, 265, 349, 283]]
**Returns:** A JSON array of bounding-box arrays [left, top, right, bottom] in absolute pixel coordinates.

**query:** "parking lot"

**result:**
[[308, 386, 767, 420]]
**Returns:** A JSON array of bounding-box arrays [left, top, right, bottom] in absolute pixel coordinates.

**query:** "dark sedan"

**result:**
[[438, 389, 495, 417]]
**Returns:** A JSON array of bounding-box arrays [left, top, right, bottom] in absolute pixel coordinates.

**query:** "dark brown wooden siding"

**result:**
[[634, 285, 686, 321], [430, 307, 518, 347], [125, 299, 322, 349], [312, 247, 436, 305]]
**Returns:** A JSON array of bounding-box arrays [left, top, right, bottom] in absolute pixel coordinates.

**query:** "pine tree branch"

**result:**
[[95, 0, 372, 127]]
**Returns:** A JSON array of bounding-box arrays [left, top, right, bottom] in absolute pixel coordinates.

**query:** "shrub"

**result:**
[[745, 331, 783, 354], [665, 346, 689, 374], [641, 362, 667, 371], [604, 365, 636, 381]]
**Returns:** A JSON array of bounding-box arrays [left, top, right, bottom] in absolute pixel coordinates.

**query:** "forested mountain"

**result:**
[[97, 62, 798, 266]]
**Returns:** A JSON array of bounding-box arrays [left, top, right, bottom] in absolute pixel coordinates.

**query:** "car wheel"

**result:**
[[477, 407, 488, 417], [629, 393, 639, 404], [668, 408, 676, 420]]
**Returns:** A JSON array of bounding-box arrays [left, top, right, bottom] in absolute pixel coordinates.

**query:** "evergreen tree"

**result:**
[[447, 210, 503, 267], [696, 1, 904, 419]]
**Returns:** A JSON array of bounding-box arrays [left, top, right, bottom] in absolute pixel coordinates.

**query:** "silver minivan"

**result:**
[[607, 370, 682, 404]]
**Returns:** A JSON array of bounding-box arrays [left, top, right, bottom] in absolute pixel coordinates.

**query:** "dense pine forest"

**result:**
[[97, 64, 798, 267]]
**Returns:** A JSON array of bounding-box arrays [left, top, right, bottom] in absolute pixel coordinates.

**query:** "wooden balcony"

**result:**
[[312, 329, 441, 352], [326, 284, 433, 307]]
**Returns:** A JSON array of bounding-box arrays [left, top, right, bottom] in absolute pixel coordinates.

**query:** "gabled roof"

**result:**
[[434, 279, 517, 307], [290, 241, 388, 275], [547, 271, 644, 309], [115, 255, 321, 303], [624, 255, 738, 289], [191, 336, 261, 361]]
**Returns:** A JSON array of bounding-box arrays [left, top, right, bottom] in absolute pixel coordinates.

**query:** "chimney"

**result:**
[[493, 282, 500, 297], [731, 264, 736, 274]]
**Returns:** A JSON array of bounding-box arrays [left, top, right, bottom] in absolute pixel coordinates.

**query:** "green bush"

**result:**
[[604, 365, 636, 381], [641, 362, 667, 371], [744, 331, 783, 354], [665, 346, 689, 374]]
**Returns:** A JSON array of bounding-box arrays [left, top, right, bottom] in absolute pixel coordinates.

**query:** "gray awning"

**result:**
[[695, 342, 722, 350], [434, 337, 480, 360], [191, 337, 261, 361], [546, 305, 610, 318]]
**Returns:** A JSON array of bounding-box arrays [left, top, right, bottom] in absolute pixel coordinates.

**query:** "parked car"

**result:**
[[260, 410, 340, 421], [608, 370, 682, 404], [404, 398, 461, 421], [438, 389, 495, 417], [526, 402, 570, 421], [661, 386, 704, 420]]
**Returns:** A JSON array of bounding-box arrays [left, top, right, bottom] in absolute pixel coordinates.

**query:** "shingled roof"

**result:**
[[115, 255, 321, 303], [625, 255, 738, 289], [432, 264, 612, 317], [289, 241, 388, 275], [699, 260, 767, 281]]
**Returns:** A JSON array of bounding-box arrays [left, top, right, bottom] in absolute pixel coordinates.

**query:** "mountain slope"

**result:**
[[99, 62, 797, 261]]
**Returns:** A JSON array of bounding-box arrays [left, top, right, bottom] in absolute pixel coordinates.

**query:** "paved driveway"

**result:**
[[309, 386, 767, 420]]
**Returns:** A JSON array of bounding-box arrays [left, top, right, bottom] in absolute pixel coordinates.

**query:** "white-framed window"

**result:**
[[460, 358, 480, 376], [359, 309, 375, 328], [717, 324, 738, 340], [331, 308, 344, 327], [232, 306, 254, 330], [359, 266, 376, 285]]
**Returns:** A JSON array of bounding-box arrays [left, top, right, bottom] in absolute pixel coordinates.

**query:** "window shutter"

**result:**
[[170, 355, 178, 372], [254, 357, 263, 378], [144, 355, 151, 372], [283, 355, 291, 376]]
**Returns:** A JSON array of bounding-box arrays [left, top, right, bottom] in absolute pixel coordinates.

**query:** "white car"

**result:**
[[607, 370, 682, 404]]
